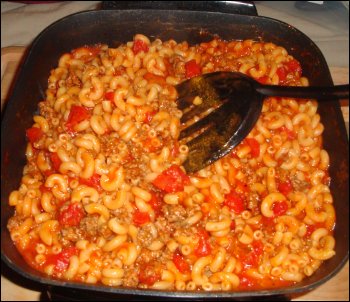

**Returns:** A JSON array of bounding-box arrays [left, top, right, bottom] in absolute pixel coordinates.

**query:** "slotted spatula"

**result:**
[[176, 71, 349, 173]]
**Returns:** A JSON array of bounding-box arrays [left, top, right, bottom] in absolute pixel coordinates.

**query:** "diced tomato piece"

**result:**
[[148, 192, 163, 217], [261, 214, 275, 226], [49, 152, 62, 172], [43, 169, 56, 177], [138, 264, 161, 286], [272, 200, 289, 217], [238, 272, 255, 289], [250, 241, 263, 266], [185, 59, 201, 79], [245, 138, 260, 158], [252, 240, 264, 256], [230, 149, 238, 158], [230, 220, 236, 230], [278, 179, 293, 196], [194, 229, 211, 257], [261, 215, 275, 233], [65, 105, 91, 134], [173, 249, 190, 273], [133, 39, 149, 54], [224, 191, 245, 214], [104, 91, 115, 101], [39, 184, 52, 194], [133, 210, 150, 226], [47, 246, 79, 273], [305, 223, 324, 238], [286, 59, 302, 76], [276, 66, 287, 82], [26, 127, 44, 144], [256, 75, 269, 84], [234, 180, 249, 194], [241, 241, 263, 269], [58, 203, 85, 227], [79, 173, 102, 192], [305, 224, 317, 238], [152, 165, 190, 193], [55, 246, 79, 272]]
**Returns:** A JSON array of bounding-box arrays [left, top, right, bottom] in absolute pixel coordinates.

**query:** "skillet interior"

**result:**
[[1, 9, 348, 299]]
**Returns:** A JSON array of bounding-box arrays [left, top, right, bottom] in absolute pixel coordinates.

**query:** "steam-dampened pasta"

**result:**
[[7, 35, 336, 291]]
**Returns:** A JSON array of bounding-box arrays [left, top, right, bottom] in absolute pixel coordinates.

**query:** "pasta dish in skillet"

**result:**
[[7, 35, 336, 291]]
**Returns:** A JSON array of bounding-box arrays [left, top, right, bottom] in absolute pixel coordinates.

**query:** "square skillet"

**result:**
[[1, 4, 348, 300]]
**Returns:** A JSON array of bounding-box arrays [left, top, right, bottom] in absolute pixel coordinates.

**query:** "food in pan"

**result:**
[[7, 34, 336, 291]]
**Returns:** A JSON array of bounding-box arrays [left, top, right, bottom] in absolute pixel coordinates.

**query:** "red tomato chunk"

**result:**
[[39, 184, 51, 194], [286, 59, 302, 75], [224, 191, 245, 214], [185, 59, 201, 78], [272, 200, 289, 217], [152, 165, 190, 193], [278, 179, 293, 196], [276, 66, 287, 82], [256, 75, 269, 84], [104, 91, 114, 101], [58, 203, 85, 227], [148, 192, 163, 217], [26, 127, 44, 144], [79, 173, 102, 192], [65, 105, 91, 134], [245, 138, 260, 158], [241, 240, 263, 269], [133, 39, 149, 54], [238, 272, 255, 289], [194, 229, 211, 257], [133, 210, 150, 226], [305, 223, 325, 238], [173, 249, 190, 273], [48, 246, 79, 273], [49, 152, 62, 172]]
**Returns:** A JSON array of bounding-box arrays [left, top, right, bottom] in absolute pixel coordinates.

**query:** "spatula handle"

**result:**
[[256, 84, 349, 100]]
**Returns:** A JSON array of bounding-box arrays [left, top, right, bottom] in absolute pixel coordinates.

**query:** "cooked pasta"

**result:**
[[7, 35, 336, 291]]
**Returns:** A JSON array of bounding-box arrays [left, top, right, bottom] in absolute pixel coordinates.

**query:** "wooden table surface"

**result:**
[[1, 46, 349, 301]]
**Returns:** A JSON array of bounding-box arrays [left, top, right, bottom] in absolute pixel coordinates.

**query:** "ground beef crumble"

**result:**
[[59, 215, 112, 246], [290, 174, 310, 192], [122, 266, 139, 287], [162, 204, 187, 223]]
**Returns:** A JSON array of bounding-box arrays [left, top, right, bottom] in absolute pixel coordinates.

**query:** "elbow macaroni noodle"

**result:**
[[7, 35, 336, 291]]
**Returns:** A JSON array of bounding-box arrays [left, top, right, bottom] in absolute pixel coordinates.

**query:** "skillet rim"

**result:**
[[1, 8, 348, 299]]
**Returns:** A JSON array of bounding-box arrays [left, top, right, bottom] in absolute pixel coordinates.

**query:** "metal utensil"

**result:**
[[176, 71, 349, 173]]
